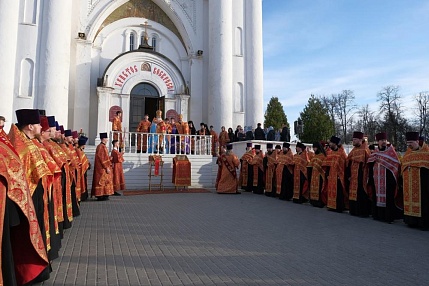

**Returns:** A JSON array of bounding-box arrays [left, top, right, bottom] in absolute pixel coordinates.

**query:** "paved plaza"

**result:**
[[42, 191, 429, 286]]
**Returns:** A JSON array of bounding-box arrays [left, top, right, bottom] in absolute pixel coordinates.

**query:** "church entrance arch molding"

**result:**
[[96, 51, 188, 142]]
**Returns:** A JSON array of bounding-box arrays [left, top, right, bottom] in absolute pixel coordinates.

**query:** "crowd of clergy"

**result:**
[[215, 130, 429, 231], [0, 109, 125, 285]]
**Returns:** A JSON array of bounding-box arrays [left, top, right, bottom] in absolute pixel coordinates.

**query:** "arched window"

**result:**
[[19, 58, 34, 97], [235, 27, 243, 56], [234, 82, 244, 112], [129, 33, 135, 51], [151, 37, 157, 51]]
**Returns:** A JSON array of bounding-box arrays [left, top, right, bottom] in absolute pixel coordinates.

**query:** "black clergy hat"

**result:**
[[100, 132, 108, 139], [267, 143, 273, 149], [16, 109, 41, 126], [246, 142, 252, 147], [254, 144, 261, 150], [38, 109, 46, 116], [296, 142, 306, 149], [64, 129, 72, 137], [312, 142, 322, 148], [275, 144, 281, 150], [283, 142, 290, 148], [47, 116, 56, 128], [78, 136, 88, 146], [330, 136, 341, 145], [406, 132, 419, 141], [227, 144, 233, 150]]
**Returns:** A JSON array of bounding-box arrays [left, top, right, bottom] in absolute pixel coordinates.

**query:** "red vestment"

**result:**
[[322, 146, 348, 210], [1, 127, 49, 285], [239, 151, 254, 188], [76, 147, 90, 196], [401, 145, 429, 218], [136, 119, 151, 152], [293, 150, 310, 201], [91, 143, 114, 197], [308, 152, 326, 201], [216, 153, 240, 193], [265, 151, 278, 194], [111, 149, 126, 191], [112, 115, 122, 143]]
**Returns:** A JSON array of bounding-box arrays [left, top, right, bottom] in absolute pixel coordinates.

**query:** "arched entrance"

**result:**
[[129, 82, 165, 132], [95, 51, 190, 143]]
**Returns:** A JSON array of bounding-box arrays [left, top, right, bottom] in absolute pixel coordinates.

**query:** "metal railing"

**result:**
[[110, 131, 212, 156]]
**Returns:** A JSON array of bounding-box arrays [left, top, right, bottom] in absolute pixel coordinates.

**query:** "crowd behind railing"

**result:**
[[111, 131, 213, 155]]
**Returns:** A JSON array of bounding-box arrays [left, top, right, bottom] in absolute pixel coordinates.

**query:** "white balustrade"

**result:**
[[110, 131, 212, 156]]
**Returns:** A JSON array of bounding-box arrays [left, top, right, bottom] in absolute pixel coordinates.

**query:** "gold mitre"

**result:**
[[178, 114, 183, 119], [156, 110, 162, 117]]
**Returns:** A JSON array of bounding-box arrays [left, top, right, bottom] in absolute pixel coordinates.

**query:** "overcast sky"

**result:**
[[262, 0, 429, 130]]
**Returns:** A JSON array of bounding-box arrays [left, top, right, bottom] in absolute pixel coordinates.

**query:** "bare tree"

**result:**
[[354, 104, 379, 142], [414, 91, 429, 138], [377, 85, 408, 149], [334, 90, 356, 143]]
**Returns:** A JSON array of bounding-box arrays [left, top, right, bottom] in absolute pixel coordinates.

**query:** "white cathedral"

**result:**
[[0, 0, 263, 143]]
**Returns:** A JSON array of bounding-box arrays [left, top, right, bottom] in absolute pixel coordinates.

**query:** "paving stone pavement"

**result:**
[[41, 191, 429, 286]]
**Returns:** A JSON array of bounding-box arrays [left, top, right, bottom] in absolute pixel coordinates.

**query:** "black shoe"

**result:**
[[96, 196, 106, 201], [113, 191, 122, 196]]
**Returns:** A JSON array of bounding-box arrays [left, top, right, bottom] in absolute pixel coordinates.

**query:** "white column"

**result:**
[[38, 1, 73, 126], [89, 46, 102, 143], [0, 1, 19, 128], [120, 94, 130, 133], [177, 94, 190, 122], [73, 39, 92, 134], [189, 58, 203, 125], [95, 87, 112, 144], [125, 31, 131, 51], [245, 0, 264, 128], [208, 0, 233, 130]]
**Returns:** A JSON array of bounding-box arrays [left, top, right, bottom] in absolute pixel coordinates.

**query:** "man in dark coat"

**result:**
[[254, 123, 265, 140]]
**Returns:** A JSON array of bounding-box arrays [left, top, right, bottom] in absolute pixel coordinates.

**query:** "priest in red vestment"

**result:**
[[76, 136, 90, 201], [347, 131, 371, 217], [91, 133, 114, 201], [322, 136, 348, 212], [111, 139, 126, 195], [401, 131, 429, 229], [136, 114, 151, 153], [112, 110, 123, 151], [7, 109, 52, 284], [367, 132, 402, 223], [293, 142, 310, 204], [216, 144, 240, 194], [308, 141, 327, 208]]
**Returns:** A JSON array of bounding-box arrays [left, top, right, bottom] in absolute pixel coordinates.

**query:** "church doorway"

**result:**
[[129, 83, 165, 133]]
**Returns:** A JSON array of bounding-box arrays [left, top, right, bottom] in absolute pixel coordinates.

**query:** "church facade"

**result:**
[[0, 0, 263, 143]]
